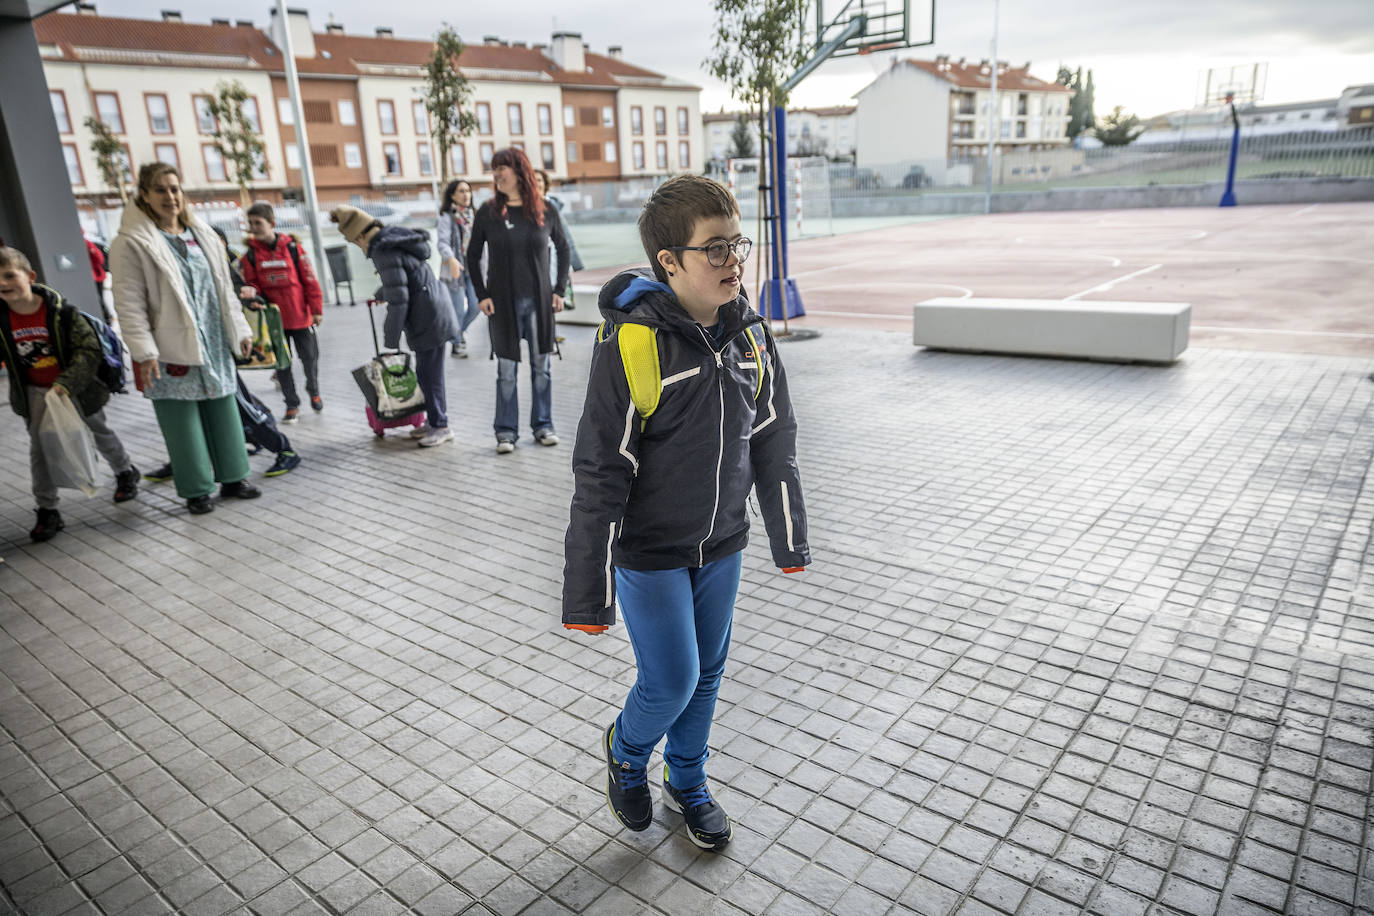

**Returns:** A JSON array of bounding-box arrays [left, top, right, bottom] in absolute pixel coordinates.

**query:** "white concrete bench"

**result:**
[[554, 283, 604, 327], [913, 297, 1191, 363]]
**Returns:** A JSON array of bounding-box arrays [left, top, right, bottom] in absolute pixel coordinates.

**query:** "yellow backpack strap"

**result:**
[[743, 324, 765, 400], [595, 320, 611, 344], [616, 323, 661, 420]]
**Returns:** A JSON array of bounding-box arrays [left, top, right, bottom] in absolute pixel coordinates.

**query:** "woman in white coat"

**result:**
[[110, 161, 261, 515]]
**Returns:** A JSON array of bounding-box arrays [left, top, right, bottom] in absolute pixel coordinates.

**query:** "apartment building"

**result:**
[[855, 56, 1071, 175], [35, 6, 703, 206], [703, 105, 856, 165]]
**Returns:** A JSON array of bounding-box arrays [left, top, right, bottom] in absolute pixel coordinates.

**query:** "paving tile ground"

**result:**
[[1, 303, 1372, 915]]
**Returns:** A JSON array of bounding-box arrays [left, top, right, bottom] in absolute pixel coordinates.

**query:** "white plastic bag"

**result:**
[[37, 387, 100, 497]]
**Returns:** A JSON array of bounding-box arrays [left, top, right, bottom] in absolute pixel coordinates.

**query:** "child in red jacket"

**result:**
[[238, 201, 324, 424]]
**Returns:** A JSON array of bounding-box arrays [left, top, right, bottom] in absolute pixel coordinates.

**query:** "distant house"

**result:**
[[703, 105, 856, 167], [854, 56, 1071, 177], [37, 6, 702, 206]]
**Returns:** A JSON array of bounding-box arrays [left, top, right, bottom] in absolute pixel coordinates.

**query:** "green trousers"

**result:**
[[151, 394, 250, 499]]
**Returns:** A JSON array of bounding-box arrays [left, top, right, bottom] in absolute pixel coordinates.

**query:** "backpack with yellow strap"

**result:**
[[597, 321, 767, 427]]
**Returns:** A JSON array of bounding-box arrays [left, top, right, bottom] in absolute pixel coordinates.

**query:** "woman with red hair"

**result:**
[[468, 147, 571, 453]]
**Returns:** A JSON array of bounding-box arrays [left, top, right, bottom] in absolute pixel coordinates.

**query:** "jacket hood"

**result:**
[[597, 268, 755, 337], [33, 283, 63, 311], [369, 225, 431, 260]]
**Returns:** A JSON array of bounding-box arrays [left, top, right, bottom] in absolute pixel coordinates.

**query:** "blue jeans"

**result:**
[[494, 296, 552, 442], [413, 345, 447, 430], [447, 274, 481, 345], [611, 551, 742, 790]]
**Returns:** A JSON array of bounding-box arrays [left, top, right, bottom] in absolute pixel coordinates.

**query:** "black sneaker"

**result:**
[[143, 463, 174, 483], [186, 495, 214, 515], [310, 395, 323, 412], [282, 408, 300, 424], [220, 481, 262, 500], [30, 508, 64, 543], [604, 724, 652, 832], [113, 465, 140, 503], [661, 773, 732, 850], [264, 451, 301, 477]]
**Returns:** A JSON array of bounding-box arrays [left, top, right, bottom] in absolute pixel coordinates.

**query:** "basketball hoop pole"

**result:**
[[1219, 96, 1240, 207]]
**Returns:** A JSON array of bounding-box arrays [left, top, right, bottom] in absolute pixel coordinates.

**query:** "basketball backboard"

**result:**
[[810, 0, 935, 58], [1197, 63, 1268, 108]]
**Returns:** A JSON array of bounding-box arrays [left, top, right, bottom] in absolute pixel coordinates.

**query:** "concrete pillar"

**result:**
[[0, 15, 99, 314]]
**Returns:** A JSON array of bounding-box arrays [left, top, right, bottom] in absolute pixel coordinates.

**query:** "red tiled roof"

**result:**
[[904, 59, 1070, 93], [35, 11, 281, 68]]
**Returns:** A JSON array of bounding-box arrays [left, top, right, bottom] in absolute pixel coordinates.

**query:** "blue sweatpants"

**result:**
[[611, 551, 742, 790]]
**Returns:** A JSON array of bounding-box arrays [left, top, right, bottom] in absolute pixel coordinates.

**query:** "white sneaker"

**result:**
[[456, 338, 469, 358], [535, 431, 560, 447], [418, 427, 454, 448], [496, 440, 515, 454], [409, 426, 431, 439]]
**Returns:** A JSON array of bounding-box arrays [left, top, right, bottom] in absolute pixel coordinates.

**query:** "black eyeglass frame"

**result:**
[[666, 237, 753, 267]]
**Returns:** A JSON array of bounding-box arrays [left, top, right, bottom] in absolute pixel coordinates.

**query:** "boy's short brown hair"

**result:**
[[246, 201, 275, 224], [0, 246, 33, 273], [638, 175, 740, 283]]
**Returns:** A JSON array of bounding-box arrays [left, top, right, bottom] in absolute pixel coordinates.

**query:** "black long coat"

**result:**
[[466, 200, 570, 361]]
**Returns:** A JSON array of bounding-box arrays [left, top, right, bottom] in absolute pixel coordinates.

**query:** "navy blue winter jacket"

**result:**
[[369, 226, 458, 352], [561, 270, 810, 628]]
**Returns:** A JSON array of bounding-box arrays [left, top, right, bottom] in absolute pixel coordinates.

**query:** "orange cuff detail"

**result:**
[[564, 624, 609, 634], [782, 567, 805, 574]]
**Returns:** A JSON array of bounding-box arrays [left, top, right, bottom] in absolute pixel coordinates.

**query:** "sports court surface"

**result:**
[[581, 201, 1374, 358]]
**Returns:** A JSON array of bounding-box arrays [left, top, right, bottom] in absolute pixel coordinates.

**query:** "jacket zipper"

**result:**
[[696, 325, 726, 567]]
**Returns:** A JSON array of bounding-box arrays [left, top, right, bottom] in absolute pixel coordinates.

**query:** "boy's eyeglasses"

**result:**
[[668, 237, 753, 267]]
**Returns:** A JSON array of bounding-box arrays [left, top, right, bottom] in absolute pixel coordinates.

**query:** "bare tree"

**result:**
[[423, 26, 479, 183]]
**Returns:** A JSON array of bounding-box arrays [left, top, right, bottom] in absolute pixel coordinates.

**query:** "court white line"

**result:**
[[1193, 325, 1374, 340], [1291, 204, 1320, 217], [805, 310, 919, 320], [803, 282, 975, 298], [1062, 263, 1162, 301]]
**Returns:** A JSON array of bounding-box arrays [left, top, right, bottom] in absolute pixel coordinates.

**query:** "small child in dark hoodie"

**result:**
[[562, 175, 810, 850], [0, 246, 140, 542], [330, 206, 459, 448]]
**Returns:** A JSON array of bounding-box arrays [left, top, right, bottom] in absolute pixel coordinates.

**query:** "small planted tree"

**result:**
[[84, 115, 128, 203], [206, 79, 266, 206], [423, 26, 478, 183], [1095, 106, 1145, 146], [727, 113, 756, 159]]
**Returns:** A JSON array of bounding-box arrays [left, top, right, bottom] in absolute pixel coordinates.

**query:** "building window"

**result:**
[[656, 141, 667, 169], [62, 144, 83, 184], [309, 144, 338, 168], [1017, 93, 1028, 116], [251, 151, 268, 180], [277, 97, 294, 126], [413, 100, 428, 135], [418, 142, 434, 176], [581, 142, 602, 162], [450, 143, 466, 175], [678, 141, 689, 169], [654, 106, 666, 135], [187, 96, 212, 134], [476, 102, 492, 135], [285, 144, 301, 170], [378, 100, 396, 135], [479, 141, 494, 170], [381, 142, 401, 175], [154, 142, 179, 170], [241, 97, 262, 134], [631, 106, 643, 136], [339, 99, 357, 125], [604, 141, 617, 163], [677, 107, 688, 134], [538, 103, 553, 135], [202, 145, 227, 182], [602, 106, 614, 128], [1015, 121, 1026, 138], [563, 104, 575, 128], [116, 146, 133, 183], [508, 102, 523, 135], [50, 91, 71, 134], [566, 140, 577, 163], [632, 141, 644, 170], [344, 143, 362, 168], [304, 100, 333, 123], [579, 107, 598, 127], [94, 92, 123, 133], [540, 141, 555, 170]]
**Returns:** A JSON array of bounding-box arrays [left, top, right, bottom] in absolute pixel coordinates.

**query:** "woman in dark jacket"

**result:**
[[467, 147, 570, 453]]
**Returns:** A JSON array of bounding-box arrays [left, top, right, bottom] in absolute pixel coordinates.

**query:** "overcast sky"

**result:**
[[90, 0, 1374, 116]]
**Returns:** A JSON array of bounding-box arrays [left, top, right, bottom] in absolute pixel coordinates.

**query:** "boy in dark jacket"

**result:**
[[562, 176, 810, 850], [239, 201, 325, 423], [331, 206, 459, 447], [0, 246, 140, 541]]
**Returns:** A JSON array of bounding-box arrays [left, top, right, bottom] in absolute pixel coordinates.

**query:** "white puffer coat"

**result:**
[[109, 204, 250, 366]]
